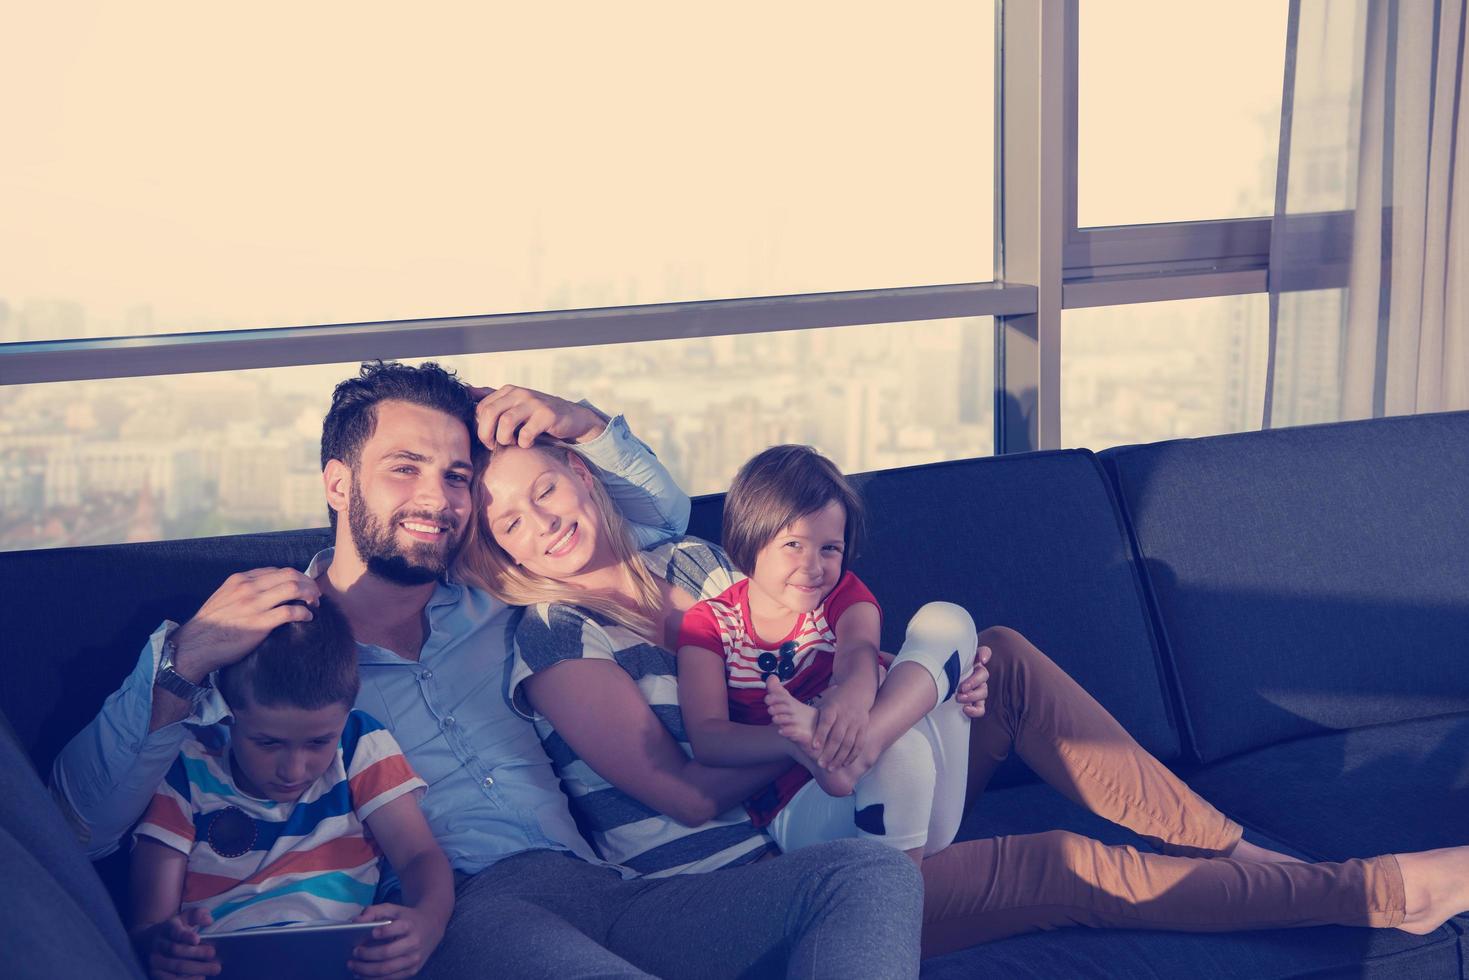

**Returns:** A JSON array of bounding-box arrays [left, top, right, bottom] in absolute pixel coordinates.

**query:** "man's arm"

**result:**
[[50, 568, 319, 858], [473, 385, 690, 545]]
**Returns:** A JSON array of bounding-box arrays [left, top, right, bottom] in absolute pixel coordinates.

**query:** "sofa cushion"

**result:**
[[923, 779, 1458, 979], [0, 711, 143, 979], [0, 529, 332, 772], [692, 449, 1180, 782], [1102, 410, 1469, 764], [1187, 712, 1469, 861]]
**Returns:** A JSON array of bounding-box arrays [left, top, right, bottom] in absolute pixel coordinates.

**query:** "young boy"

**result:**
[[129, 597, 453, 980]]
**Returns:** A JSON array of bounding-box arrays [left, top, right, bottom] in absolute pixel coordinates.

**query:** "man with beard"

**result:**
[[51, 361, 925, 980]]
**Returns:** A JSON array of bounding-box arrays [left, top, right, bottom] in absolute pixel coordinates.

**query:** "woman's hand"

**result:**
[[811, 682, 874, 770], [470, 384, 606, 448], [142, 908, 218, 980], [349, 904, 447, 979], [955, 645, 992, 718]]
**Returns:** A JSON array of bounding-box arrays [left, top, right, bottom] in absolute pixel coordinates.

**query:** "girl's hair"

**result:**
[[456, 438, 664, 638], [722, 444, 865, 576]]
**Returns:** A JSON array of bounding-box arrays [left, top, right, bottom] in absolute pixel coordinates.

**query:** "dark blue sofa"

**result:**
[[3, 410, 1467, 978]]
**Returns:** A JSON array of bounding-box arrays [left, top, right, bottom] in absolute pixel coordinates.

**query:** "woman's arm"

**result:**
[[677, 646, 806, 766], [574, 412, 691, 545], [524, 658, 790, 827], [350, 795, 455, 979]]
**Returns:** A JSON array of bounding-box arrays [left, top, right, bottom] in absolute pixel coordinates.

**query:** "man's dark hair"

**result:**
[[722, 444, 866, 576], [217, 597, 359, 711], [319, 360, 477, 527]]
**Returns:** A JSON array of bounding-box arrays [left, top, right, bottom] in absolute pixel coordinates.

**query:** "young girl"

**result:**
[[677, 444, 980, 862]]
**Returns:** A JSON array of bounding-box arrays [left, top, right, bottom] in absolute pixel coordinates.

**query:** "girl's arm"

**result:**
[[350, 795, 455, 980], [677, 646, 809, 766], [524, 658, 792, 827], [812, 600, 883, 769], [130, 837, 219, 979]]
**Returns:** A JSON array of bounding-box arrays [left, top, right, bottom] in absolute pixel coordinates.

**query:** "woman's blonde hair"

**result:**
[[456, 437, 664, 639]]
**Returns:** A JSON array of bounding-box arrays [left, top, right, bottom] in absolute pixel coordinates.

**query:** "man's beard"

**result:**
[[348, 478, 463, 586]]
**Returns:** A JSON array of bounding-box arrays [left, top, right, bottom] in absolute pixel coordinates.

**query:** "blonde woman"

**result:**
[[459, 428, 1469, 957]]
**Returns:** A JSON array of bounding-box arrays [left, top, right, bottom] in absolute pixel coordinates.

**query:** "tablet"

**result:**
[[205, 920, 384, 980]]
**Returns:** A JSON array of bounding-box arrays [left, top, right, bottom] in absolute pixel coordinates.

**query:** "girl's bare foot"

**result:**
[[768, 678, 875, 796], [765, 676, 818, 750]]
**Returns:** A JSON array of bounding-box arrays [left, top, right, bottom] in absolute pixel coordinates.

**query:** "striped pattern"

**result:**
[[678, 573, 878, 716], [507, 536, 777, 877], [134, 711, 425, 930], [677, 572, 880, 825]]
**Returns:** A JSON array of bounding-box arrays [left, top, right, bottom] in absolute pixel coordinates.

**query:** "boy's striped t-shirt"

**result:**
[[134, 710, 425, 931]]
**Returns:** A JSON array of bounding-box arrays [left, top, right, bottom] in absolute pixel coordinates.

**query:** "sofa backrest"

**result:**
[[691, 449, 1181, 781], [0, 529, 332, 774], [4, 449, 1178, 795], [1102, 410, 1469, 764]]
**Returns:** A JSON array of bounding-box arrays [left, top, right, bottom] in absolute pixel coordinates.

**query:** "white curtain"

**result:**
[[1266, 0, 1467, 427]]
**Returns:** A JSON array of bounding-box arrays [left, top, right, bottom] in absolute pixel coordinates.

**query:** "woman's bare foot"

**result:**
[[1395, 845, 1469, 934], [765, 676, 818, 750], [1228, 839, 1302, 864]]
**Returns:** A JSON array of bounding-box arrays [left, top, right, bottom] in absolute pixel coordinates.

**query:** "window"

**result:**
[[1, 3, 994, 343], [4, 4, 1339, 554], [1077, 1, 1287, 227], [0, 317, 993, 550], [1062, 295, 1268, 449]]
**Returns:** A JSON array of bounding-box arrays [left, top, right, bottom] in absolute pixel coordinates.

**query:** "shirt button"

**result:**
[[421, 670, 433, 680], [443, 715, 456, 728], [483, 775, 495, 789]]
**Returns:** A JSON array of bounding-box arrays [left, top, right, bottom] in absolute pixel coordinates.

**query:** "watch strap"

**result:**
[[157, 638, 211, 703]]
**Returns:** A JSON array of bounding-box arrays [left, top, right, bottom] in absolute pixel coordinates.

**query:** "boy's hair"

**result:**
[[319, 360, 477, 527], [217, 597, 359, 711], [722, 444, 866, 576]]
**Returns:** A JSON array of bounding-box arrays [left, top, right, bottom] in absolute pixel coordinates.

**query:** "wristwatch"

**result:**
[[157, 632, 212, 704]]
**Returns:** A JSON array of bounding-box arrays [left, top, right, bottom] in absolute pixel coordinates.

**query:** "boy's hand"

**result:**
[[145, 907, 218, 980], [811, 683, 873, 770], [350, 903, 446, 979], [955, 645, 992, 719]]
